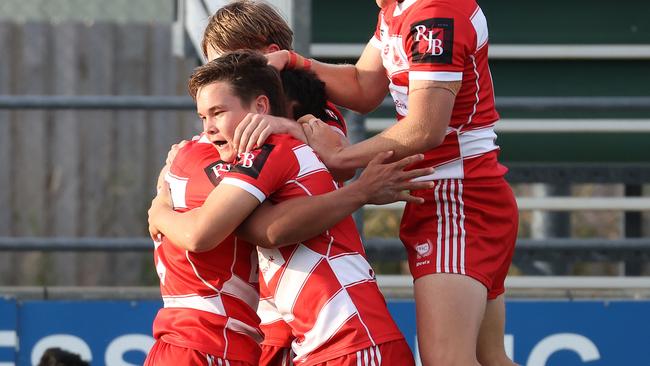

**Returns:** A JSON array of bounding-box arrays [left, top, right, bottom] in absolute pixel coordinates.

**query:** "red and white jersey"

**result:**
[[371, 0, 507, 180], [152, 134, 262, 365], [257, 101, 348, 351], [221, 134, 405, 366]]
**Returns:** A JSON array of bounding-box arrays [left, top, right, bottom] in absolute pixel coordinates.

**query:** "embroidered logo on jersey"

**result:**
[[230, 144, 275, 179], [410, 18, 454, 64], [204, 160, 232, 186], [415, 239, 434, 259], [324, 108, 339, 123], [382, 35, 409, 74]]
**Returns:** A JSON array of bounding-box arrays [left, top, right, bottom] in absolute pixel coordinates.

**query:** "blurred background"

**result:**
[[0, 1, 649, 365]]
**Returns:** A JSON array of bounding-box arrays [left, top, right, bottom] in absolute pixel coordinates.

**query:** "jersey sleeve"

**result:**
[[220, 142, 298, 203], [404, 3, 476, 82], [369, 9, 384, 50]]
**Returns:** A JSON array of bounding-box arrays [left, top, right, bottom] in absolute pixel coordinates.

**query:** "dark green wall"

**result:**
[[312, 0, 650, 44], [311, 0, 650, 163]]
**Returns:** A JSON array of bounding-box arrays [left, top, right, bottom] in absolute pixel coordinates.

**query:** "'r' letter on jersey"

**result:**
[[410, 18, 454, 64]]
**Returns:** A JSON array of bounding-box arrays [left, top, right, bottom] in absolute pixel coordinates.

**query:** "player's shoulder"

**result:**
[[172, 136, 220, 172], [407, 0, 477, 19], [265, 133, 306, 151], [227, 134, 302, 179]]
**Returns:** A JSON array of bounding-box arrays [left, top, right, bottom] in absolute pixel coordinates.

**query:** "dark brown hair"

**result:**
[[188, 50, 287, 118], [202, 0, 293, 57]]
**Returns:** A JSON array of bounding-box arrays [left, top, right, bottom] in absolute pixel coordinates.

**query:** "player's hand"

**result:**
[[233, 113, 295, 154], [300, 116, 344, 168], [156, 164, 170, 193], [266, 50, 290, 71], [354, 151, 434, 205], [148, 182, 172, 240], [166, 139, 189, 166], [149, 223, 163, 244]]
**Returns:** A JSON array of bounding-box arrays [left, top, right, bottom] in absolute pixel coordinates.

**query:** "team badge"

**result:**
[[415, 239, 434, 259], [230, 144, 275, 179], [410, 18, 454, 64], [204, 160, 232, 186]]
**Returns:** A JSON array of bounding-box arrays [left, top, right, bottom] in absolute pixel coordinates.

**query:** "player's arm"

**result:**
[[236, 152, 434, 248], [293, 114, 355, 182], [266, 45, 389, 114], [325, 131, 355, 182], [148, 182, 260, 252], [303, 79, 458, 170], [232, 113, 356, 182]]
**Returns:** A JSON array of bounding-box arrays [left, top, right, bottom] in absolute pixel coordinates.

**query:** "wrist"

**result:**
[[345, 180, 371, 205], [287, 51, 312, 70]]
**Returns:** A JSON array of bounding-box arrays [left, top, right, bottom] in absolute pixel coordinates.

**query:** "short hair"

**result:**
[[38, 348, 89, 366], [188, 50, 287, 118], [202, 0, 293, 57], [280, 69, 329, 121]]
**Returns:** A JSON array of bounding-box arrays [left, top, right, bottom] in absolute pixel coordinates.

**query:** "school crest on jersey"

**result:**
[[230, 144, 275, 179], [381, 35, 409, 76], [410, 18, 454, 64], [204, 160, 232, 186]]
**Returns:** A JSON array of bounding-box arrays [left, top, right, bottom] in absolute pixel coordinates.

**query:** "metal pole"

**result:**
[[625, 184, 643, 275]]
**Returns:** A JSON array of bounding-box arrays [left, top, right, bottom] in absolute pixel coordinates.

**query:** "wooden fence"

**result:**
[[0, 21, 199, 286]]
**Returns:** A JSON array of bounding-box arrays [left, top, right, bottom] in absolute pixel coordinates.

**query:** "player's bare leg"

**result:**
[[477, 295, 518, 366], [414, 273, 486, 366]]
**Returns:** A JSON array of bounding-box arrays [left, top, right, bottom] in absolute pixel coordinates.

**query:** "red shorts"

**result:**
[[144, 340, 254, 366], [260, 345, 294, 366], [309, 340, 414, 366], [400, 177, 518, 299]]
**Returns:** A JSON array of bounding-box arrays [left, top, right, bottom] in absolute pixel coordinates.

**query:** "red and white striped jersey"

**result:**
[[371, 0, 507, 180], [258, 102, 348, 354], [222, 134, 405, 366], [152, 135, 262, 365]]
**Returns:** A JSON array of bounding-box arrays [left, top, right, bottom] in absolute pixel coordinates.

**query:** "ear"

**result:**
[[264, 43, 281, 54], [254, 95, 271, 114]]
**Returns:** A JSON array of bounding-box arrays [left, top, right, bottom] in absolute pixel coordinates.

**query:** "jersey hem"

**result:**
[[296, 333, 405, 366], [159, 334, 260, 365]]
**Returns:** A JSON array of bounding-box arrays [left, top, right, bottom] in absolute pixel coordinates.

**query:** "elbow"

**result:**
[[354, 104, 376, 115], [184, 233, 214, 253], [423, 132, 445, 151], [353, 98, 384, 115], [259, 227, 295, 249]]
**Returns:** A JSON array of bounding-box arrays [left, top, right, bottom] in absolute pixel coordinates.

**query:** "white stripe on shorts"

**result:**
[[433, 179, 467, 275], [442, 180, 450, 273], [375, 345, 382, 365], [450, 180, 459, 273], [458, 180, 467, 274], [434, 181, 442, 272]]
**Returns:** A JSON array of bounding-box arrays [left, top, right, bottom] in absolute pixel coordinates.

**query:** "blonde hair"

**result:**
[[202, 0, 293, 57]]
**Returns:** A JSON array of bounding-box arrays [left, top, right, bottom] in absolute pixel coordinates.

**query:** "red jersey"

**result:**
[[221, 134, 405, 366], [371, 0, 507, 180], [152, 135, 262, 364], [258, 102, 348, 354]]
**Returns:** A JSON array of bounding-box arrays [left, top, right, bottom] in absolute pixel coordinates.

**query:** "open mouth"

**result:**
[[213, 140, 228, 148]]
